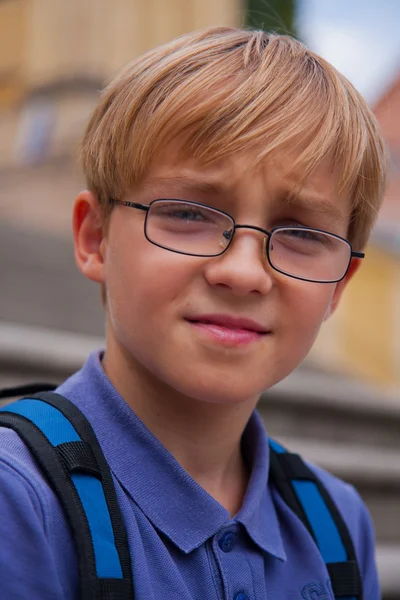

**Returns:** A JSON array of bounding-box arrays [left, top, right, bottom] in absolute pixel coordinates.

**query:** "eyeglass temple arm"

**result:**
[[351, 251, 365, 259], [108, 199, 149, 212]]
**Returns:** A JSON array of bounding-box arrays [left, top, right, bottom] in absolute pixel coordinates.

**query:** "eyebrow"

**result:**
[[284, 191, 348, 225], [143, 175, 348, 224], [142, 175, 230, 196]]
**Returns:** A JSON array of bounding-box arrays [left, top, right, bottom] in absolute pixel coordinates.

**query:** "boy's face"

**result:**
[[75, 146, 359, 406]]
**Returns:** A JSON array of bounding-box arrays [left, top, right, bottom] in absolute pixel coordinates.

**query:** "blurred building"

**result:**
[[0, 0, 239, 233]]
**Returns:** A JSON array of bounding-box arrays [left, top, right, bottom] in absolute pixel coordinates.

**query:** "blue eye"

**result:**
[[284, 228, 328, 243], [153, 203, 212, 223], [170, 209, 208, 221]]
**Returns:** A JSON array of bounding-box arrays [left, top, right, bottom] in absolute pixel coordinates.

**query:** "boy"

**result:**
[[0, 27, 387, 599]]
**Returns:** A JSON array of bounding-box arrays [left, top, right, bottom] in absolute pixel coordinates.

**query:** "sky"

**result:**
[[297, 0, 400, 105]]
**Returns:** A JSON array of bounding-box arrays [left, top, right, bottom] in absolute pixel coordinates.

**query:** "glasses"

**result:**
[[110, 198, 364, 283]]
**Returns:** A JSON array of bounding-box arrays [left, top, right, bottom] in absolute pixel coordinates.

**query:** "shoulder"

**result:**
[[0, 426, 49, 505], [0, 426, 78, 599], [0, 424, 69, 540]]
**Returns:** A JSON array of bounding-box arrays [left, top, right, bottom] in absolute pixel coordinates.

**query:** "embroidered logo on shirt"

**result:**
[[301, 580, 332, 600]]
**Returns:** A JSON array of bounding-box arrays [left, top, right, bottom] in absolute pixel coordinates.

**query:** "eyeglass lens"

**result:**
[[146, 200, 351, 283], [146, 200, 234, 257], [268, 228, 350, 282]]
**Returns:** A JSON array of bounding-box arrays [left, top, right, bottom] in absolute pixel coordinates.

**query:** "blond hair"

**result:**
[[81, 26, 387, 251]]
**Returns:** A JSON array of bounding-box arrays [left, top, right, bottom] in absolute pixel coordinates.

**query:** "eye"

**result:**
[[283, 228, 329, 244], [152, 202, 214, 223], [274, 219, 329, 240], [169, 208, 209, 221]]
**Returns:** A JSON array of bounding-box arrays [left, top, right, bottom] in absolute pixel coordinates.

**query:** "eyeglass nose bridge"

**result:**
[[226, 223, 272, 257]]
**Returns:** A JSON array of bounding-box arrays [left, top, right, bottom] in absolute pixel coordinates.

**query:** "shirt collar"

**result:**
[[57, 351, 286, 561], [237, 414, 286, 561]]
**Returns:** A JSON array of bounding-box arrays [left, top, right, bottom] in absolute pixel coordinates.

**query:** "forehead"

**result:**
[[138, 145, 351, 226]]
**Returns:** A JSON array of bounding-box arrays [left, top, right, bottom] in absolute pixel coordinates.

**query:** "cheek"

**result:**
[[281, 281, 335, 352], [104, 228, 196, 337]]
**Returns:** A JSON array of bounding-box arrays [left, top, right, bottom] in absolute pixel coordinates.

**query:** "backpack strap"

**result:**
[[269, 438, 362, 600], [0, 391, 134, 600]]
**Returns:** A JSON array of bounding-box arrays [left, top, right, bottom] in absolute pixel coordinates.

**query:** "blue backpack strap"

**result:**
[[269, 438, 362, 600], [0, 390, 134, 600]]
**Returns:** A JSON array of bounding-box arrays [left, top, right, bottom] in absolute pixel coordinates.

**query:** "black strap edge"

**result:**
[[274, 452, 318, 481], [327, 560, 362, 597], [56, 441, 102, 478], [97, 577, 134, 600], [0, 383, 57, 400]]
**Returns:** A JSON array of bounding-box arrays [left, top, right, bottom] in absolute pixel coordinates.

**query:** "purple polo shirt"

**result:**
[[0, 351, 379, 599]]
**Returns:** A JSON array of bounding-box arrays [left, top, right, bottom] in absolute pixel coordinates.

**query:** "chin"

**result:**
[[175, 377, 265, 406]]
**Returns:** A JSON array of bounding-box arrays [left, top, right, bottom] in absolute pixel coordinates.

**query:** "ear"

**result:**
[[73, 190, 106, 284], [324, 257, 362, 321]]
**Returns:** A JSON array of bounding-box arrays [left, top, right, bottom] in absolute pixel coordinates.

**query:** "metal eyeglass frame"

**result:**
[[109, 198, 365, 284]]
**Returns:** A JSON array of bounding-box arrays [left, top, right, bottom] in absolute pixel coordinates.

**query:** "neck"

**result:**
[[102, 336, 257, 516]]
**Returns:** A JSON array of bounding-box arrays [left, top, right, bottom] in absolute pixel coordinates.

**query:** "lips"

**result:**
[[185, 314, 269, 334]]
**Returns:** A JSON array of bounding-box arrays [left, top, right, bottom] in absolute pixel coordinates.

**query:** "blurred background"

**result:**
[[0, 0, 399, 596]]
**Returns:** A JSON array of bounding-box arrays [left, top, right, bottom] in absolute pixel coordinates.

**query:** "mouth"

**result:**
[[184, 314, 270, 346]]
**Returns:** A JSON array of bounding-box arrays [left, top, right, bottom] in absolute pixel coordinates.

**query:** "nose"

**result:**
[[204, 229, 274, 297]]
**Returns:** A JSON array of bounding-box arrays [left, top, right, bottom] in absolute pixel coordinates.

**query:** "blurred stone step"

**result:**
[[260, 373, 400, 450], [377, 545, 400, 599], [0, 222, 104, 336]]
